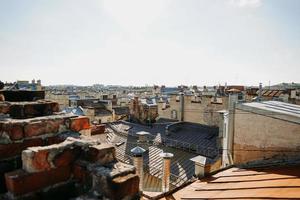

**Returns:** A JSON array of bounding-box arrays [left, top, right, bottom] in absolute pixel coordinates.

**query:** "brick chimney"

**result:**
[[159, 152, 174, 192]]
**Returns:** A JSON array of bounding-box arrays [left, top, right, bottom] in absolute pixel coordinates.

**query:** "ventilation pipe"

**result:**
[[136, 131, 150, 150], [179, 93, 184, 121], [131, 146, 146, 191], [159, 152, 174, 192]]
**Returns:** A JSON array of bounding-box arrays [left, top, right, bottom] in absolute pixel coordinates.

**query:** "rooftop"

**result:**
[[236, 101, 300, 124], [166, 164, 300, 199]]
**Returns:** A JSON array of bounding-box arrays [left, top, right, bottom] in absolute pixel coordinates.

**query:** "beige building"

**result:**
[[157, 94, 228, 126], [45, 92, 69, 110], [220, 99, 300, 167], [129, 97, 158, 123]]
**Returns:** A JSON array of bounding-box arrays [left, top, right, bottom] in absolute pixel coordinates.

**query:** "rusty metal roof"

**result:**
[[167, 165, 300, 199]]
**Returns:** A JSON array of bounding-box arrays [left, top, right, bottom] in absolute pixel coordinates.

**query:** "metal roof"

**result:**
[[170, 165, 300, 199], [236, 101, 300, 123]]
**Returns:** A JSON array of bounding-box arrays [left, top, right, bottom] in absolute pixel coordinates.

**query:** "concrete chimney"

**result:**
[[190, 155, 208, 178], [159, 152, 174, 192], [131, 146, 146, 191]]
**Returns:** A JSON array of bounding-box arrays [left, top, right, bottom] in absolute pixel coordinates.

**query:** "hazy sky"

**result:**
[[0, 0, 299, 86]]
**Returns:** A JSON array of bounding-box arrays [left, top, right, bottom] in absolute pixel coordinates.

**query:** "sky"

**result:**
[[0, 0, 299, 86]]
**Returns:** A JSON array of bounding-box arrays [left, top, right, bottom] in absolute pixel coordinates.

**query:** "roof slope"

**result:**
[[169, 165, 300, 199]]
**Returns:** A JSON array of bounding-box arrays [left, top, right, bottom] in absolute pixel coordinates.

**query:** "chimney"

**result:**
[[258, 83, 262, 101], [190, 155, 208, 178], [159, 152, 174, 192], [131, 146, 146, 191], [136, 131, 150, 150], [179, 93, 184, 121]]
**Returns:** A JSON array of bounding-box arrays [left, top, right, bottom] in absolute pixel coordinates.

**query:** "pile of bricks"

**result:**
[[0, 95, 139, 200], [5, 138, 139, 200]]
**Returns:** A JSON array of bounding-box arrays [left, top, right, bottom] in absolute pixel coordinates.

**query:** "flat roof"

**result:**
[[236, 101, 300, 124], [166, 165, 300, 199]]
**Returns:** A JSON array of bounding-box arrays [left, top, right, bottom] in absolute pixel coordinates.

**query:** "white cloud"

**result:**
[[229, 0, 262, 8]]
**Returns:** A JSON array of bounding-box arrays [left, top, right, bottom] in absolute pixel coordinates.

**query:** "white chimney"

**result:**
[[159, 152, 174, 192], [131, 146, 146, 191], [190, 155, 208, 178]]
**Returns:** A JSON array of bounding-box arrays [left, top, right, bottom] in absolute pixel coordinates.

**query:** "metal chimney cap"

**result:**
[[131, 146, 146, 156], [159, 152, 174, 159], [136, 131, 150, 136]]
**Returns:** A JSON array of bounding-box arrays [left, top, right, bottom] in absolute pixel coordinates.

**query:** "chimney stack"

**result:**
[[131, 146, 146, 191], [159, 152, 174, 192], [179, 93, 184, 122]]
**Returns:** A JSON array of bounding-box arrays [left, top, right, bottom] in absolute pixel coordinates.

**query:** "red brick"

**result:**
[[91, 124, 105, 135], [45, 119, 64, 133], [0, 102, 10, 114], [70, 116, 90, 132], [31, 150, 51, 172], [9, 101, 60, 119], [46, 135, 66, 145], [1, 122, 24, 140], [85, 144, 115, 165], [0, 138, 43, 160], [53, 148, 81, 168], [5, 166, 71, 196], [72, 161, 90, 183], [110, 174, 139, 200], [24, 121, 47, 137]]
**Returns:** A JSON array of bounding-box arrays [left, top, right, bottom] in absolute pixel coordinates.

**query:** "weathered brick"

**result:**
[[22, 140, 80, 173], [91, 124, 105, 136], [85, 143, 116, 165], [0, 102, 10, 114], [0, 122, 24, 141], [110, 173, 139, 200], [9, 101, 59, 119], [70, 116, 90, 132], [5, 166, 71, 196], [72, 161, 92, 187], [24, 121, 47, 137], [53, 147, 81, 168], [92, 162, 138, 200], [0, 138, 43, 160]]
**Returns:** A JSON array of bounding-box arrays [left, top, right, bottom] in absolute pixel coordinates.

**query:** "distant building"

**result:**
[[157, 93, 228, 126], [129, 96, 158, 124]]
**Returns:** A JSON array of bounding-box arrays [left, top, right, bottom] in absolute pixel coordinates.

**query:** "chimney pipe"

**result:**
[[159, 152, 174, 192], [180, 93, 184, 122], [136, 131, 150, 150], [258, 83, 262, 101], [131, 146, 146, 191]]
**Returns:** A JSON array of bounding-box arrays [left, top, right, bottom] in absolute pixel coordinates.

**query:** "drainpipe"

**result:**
[[159, 152, 174, 192], [131, 146, 146, 191], [227, 93, 238, 165]]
